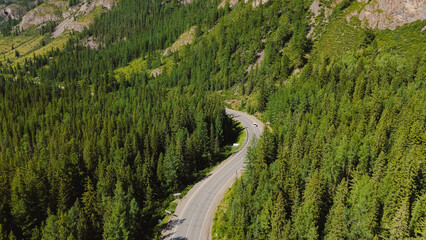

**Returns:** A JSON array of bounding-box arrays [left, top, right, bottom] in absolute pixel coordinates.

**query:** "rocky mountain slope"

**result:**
[[310, 0, 425, 30], [0, 0, 117, 66], [1, 0, 116, 37], [357, 0, 425, 30], [19, 0, 117, 36], [0, 0, 424, 239], [0, 3, 28, 20]]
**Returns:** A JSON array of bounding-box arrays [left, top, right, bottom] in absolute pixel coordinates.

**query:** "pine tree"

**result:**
[[128, 198, 140, 239], [271, 192, 289, 240], [293, 170, 323, 240], [42, 214, 60, 240], [0, 224, 4, 240], [324, 180, 348, 240], [103, 182, 130, 240], [389, 198, 409, 239], [410, 194, 426, 237], [82, 177, 101, 239], [347, 175, 378, 240]]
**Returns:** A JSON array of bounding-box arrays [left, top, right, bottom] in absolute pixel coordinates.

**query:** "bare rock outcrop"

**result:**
[[51, 16, 89, 38], [19, 0, 117, 36], [182, 0, 192, 5], [311, 0, 425, 31], [1, 4, 28, 20], [358, 0, 426, 30], [51, 0, 109, 38], [310, 0, 321, 17], [19, 0, 65, 31], [309, 0, 336, 20], [250, 0, 268, 8], [95, 0, 116, 10], [84, 36, 100, 49], [217, 0, 268, 9], [163, 26, 196, 56], [218, 0, 239, 9], [150, 68, 162, 78]]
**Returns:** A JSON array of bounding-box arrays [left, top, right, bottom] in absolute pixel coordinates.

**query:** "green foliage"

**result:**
[[1, 0, 425, 238], [69, 0, 79, 7], [103, 182, 131, 240], [324, 180, 348, 240], [0, 19, 20, 37], [214, 28, 426, 240], [0, 52, 236, 239], [346, 176, 378, 239]]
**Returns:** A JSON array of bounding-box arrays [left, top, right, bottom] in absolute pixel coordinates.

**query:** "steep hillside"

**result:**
[[19, 0, 116, 33], [0, 0, 233, 239], [0, 0, 116, 65], [0, 0, 424, 239], [309, 0, 425, 31], [211, 1, 426, 239]]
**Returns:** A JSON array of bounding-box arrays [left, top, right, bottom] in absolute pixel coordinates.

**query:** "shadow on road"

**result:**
[[160, 218, 186, 240], [161, 232, 187, 240], [202, 173, 212, 181], [165, 218, 186, 231]]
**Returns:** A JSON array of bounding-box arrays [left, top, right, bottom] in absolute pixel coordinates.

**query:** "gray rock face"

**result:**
[[95, 0, 115, 10], [310, 0, 321, 17], [311, 0, 425, 30], [18, 0, 117, 35], [18, 0, 67, 31], [358, 0, 426, 30], [19, 4, 62, 30], [1, 3, 27, 20], [51, 0, 116, 38]]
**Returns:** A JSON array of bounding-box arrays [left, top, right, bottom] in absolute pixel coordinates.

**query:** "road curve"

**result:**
[[161, 108, 264, 240]]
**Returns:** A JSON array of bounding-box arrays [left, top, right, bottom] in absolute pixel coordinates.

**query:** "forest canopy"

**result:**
[[0, 0, 425, 239]]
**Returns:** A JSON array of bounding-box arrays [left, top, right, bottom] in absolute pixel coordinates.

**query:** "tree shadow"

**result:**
[[202, 173, 212, 181], [161, 218, 187, 239], [164, 218, 186, 231]]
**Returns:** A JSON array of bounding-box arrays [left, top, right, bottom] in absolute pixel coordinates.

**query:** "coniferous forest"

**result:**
[[214, 52, 426, 239], [0, 0, 237, 238], [0, 0, 425, 239]]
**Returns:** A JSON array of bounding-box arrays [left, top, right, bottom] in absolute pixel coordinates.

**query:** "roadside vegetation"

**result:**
[[0, 0, 424, 239]]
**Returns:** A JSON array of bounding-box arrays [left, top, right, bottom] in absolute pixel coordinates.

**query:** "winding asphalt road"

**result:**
[[161, 108, 264, 240]]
